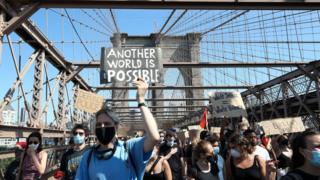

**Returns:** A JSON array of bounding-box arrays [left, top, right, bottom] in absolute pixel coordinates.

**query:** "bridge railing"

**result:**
[[0, 146, 69, 179]]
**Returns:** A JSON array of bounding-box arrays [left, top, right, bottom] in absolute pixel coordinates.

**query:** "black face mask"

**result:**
[[207, 155, 213, 162], [95, 127, 115, 145], [281, 139, 289, 146]]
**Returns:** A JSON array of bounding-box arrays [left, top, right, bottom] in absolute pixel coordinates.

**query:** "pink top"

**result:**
[[21, 152, 41, 180]]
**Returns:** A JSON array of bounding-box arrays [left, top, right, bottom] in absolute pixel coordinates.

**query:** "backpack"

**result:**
[[86, 140, 138, 176]]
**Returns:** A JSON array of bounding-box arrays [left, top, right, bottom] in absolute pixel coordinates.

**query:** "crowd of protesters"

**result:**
[[3, 79, 320, 180]]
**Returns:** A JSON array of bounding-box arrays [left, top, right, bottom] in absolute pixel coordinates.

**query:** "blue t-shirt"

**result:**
[[75, 137, 152, 180]]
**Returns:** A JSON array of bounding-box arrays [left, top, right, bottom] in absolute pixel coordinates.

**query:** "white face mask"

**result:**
[[29, 144, 39, 151], [230, 148, 241, 158], [151, 151, 157, 157], [167, 140, 175, 147]]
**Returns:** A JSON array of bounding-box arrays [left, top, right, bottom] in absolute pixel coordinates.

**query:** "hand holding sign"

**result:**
[[132, 78, 148, 103]]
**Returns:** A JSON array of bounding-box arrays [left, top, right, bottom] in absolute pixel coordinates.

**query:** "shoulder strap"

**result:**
[[254, 155, 260, 168], [287, 172, 303, 180], [86, 148, 94, 169], [124, 140, 138, 176], [148, 156, 161, 173]]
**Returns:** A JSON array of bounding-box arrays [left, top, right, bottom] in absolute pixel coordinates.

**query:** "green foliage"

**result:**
[[0, 158, 15, 173]]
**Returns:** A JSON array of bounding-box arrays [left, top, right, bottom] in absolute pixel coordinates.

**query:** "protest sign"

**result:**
[[259, 117, 305, 135], [74, 89, 104, 113], [100, 47, 161, 83], [188, 125, 201, 130], [210, 127, 221, 134], [209, 91, 247, 118]]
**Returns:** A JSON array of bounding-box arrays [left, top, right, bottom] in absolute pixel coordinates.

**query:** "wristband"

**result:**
[[138, 102, 147, 108]]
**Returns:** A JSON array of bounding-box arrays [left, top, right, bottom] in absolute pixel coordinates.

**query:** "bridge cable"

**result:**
[[158, 10, 176, 34], [110, 9, 120, 33]]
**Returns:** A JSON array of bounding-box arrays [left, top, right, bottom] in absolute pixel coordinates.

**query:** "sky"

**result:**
[[1, 8, 320, 126]]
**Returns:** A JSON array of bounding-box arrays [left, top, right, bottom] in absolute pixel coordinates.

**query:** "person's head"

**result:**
[[159, 131, 165, 143], [238, 122, 249, 135], [95, 107, 120, 145], [243, 129, 258, 146], [231, 136, 255, 158], [194, 140, 214, 162], [261, 136, 271, 150], [277, 135, 289, 149], [291, 130, 320, 169], [165, 128, 177, 147], [200, 130, 211, 140], [228, 133, 239, 149], [27, 132, 42, 152], [72, 124, 89, 146], [89, 139, 95, 147], [208, 133, 220, 155], [15, 141, 26, 158]]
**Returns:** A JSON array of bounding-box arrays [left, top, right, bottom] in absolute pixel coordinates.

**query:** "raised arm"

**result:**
[[133, 79, 160, 152]]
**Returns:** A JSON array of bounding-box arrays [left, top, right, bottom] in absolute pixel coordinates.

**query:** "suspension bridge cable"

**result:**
[[163, 10, 188, 35], [93, 9, 116, 33], [49, 9, 110, 36], [81, 9, 115, 34], [201, 10, 250, 36], [64, 9, 95, 61], [158, 10, 176, 34], [110, 9, 120, 33]]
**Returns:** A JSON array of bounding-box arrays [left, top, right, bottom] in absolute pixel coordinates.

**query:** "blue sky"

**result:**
[[1, 9, 320, 126]]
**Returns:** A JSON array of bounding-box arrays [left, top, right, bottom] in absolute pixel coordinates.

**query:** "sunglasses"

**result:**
[[29, 141, 39, 145], [74, 132, 84, 136]]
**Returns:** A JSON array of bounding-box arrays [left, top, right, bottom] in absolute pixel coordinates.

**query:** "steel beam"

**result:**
[[114, 110, 198, 114], [73, 61, 307, 68], [0, 125, 70, 138], [0, 2, 91, 91], [119, 114, 185, 118], [242, 61, 320, 97], [56, 71, 66, 130], [112, 105, 207, 109], [38, 0, 320, 10], [29, 50, 45, 128], [0, 2, 39, 35], [96, 85, 251, 90], [0, 47, 40, 120], [107, 98, 209, 102]]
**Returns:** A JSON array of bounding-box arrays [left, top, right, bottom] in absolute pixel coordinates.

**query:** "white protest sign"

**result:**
[[210, 127, 221, 134], [100, 47, 161, 83], [188, 125, 201, 130], [259, 117, 305, 135], [209, 91, 247, 118], [74, 89, 104, 113]]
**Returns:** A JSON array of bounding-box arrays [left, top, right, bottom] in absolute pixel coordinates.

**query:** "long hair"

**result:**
[[193, 140, 211, 162], [291, 130, 319, 169], [26, 131, 43, 153], [237, 137, 255, 156]]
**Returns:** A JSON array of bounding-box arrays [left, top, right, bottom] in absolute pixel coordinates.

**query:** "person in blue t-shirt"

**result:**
[[75, 78, 160, 180]]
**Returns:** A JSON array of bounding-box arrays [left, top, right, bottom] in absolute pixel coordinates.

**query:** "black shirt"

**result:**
[[230, 155, 261, 180], [280, 169, 320, 180], [60, 146, 89, 180], [4, 159, 20, 180], [277, 153, 291, 169], [159, 144, 183, 180], [190, 163, 219, 180]]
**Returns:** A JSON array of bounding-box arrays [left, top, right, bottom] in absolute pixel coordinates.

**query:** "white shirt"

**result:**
[[253, 145, 271, 161]]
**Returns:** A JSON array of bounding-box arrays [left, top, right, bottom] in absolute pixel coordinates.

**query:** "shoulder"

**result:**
[[126, 137, 145, 144], [255, 146, 270, 158], [40, 150, 48, 156], [162, 158, 170, 167], [280, 170, 305, 180], [255, 155, 265, 165]]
